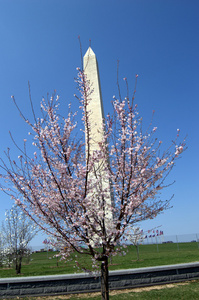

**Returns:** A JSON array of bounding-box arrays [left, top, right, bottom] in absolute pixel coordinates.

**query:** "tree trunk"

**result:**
[[15, 257, 22, 274], [16, 262, 21, 274], [101, 257, 109, 300], [136, 245, 140, 261]]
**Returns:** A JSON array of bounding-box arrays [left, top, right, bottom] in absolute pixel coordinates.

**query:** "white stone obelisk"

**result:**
[[83, 47, 105, 152], [83, 47, 113, 241]]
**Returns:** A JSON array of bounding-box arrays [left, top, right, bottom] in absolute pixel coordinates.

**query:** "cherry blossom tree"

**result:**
[[126, 226, 144, 261], [0, 68, 185, 299], [1, 205, 38, 274], [0, 232, 6, 267]]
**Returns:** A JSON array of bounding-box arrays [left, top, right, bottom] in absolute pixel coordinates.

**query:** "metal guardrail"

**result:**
[[1, 262, 199, 298]]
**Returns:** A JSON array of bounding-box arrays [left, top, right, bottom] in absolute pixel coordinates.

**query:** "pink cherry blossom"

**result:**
[[0, 67, 186, 300]]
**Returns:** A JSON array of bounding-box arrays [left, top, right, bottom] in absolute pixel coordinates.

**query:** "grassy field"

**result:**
[[5, 280, 199, 299], [0, 242, 199, 278]]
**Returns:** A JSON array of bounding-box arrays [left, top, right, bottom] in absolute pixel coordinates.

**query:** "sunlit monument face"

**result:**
[[83, 47, 113, 244]]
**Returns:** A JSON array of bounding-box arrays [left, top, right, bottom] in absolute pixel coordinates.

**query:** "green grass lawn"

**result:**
[[0, 242, 199, 278]]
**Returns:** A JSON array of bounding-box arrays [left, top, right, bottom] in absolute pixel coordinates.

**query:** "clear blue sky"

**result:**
[[0, 0, 198, 248]]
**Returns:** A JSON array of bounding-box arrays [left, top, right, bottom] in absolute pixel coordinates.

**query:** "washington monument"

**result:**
[[83, 47, 113, 238], [83, 47, 105, 152]]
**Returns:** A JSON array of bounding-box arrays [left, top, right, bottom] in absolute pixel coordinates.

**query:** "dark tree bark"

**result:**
[[15, 251, 23, 274], [16, 260, 22, 274], [101, 257, 109, 300]]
